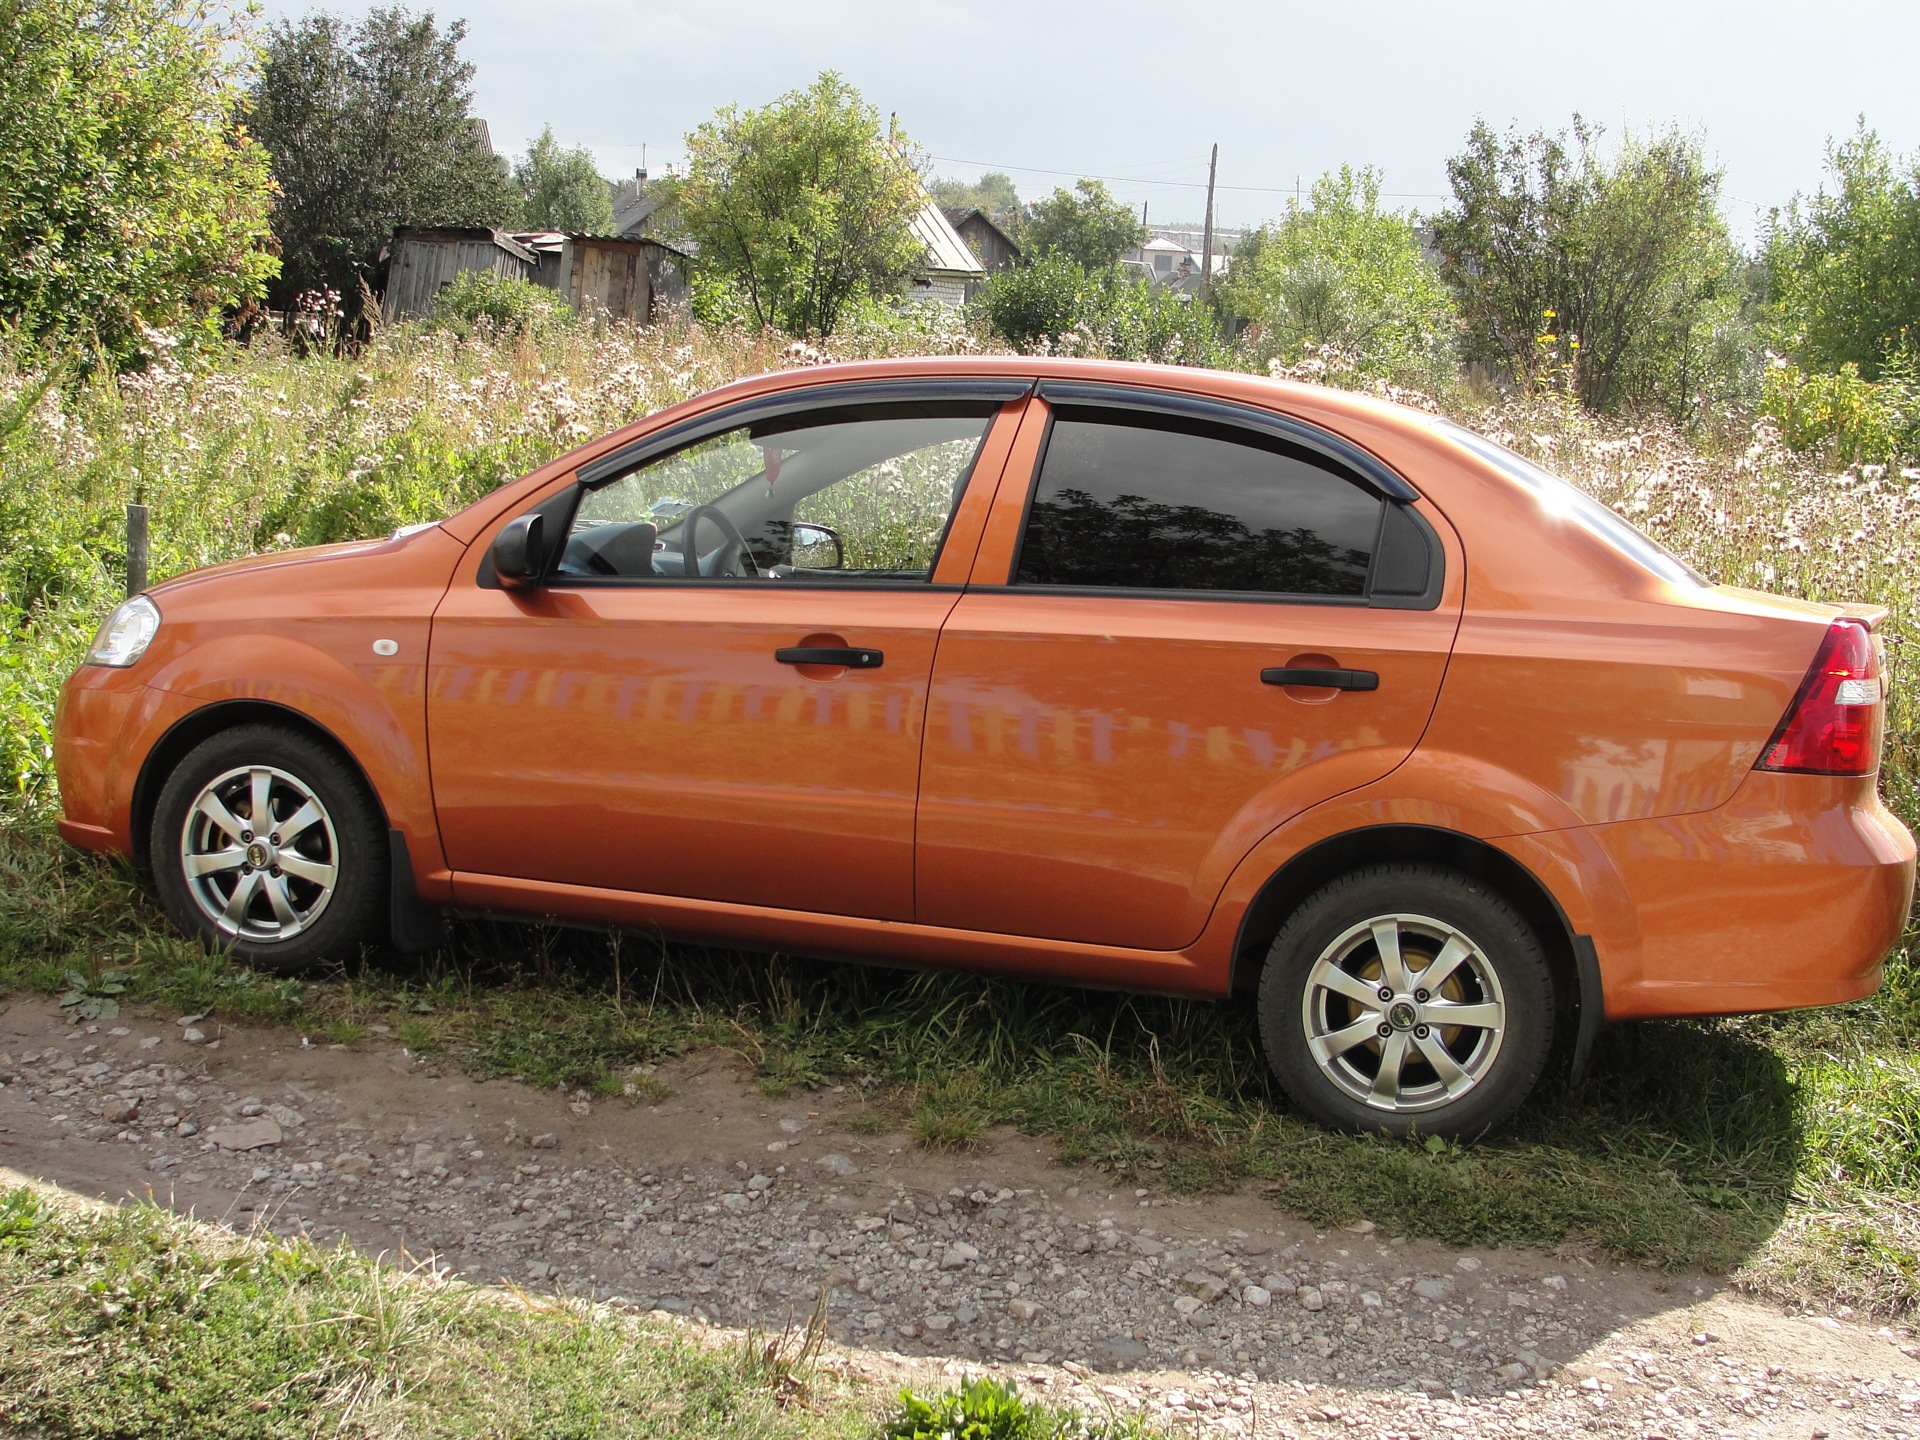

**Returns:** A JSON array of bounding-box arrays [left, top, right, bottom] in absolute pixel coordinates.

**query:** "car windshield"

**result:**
[[1436, 420, 1706, 587]]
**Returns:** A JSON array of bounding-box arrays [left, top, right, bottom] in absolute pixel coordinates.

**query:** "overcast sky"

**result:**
[[266, 0, 1920, 242]]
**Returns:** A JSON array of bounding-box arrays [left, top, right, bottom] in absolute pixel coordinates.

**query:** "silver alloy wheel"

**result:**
[[179, 764, 339, 944], [1300, 913, 1507, 1113]]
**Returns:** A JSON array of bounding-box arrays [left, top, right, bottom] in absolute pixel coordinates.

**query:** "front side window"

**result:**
[[559, 402, 997, 583], [1015, 408, 1385, 597]]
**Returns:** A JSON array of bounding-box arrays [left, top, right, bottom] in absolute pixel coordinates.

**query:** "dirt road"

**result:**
[[2, 994, 1915, 1437]]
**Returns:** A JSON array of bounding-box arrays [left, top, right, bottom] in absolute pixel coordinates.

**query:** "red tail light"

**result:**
[[1755, 618, 1885, 776]]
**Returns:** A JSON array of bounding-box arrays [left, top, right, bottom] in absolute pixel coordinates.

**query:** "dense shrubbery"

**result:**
[[426, 272, 572, 339], [1219, 167, 1458, 392], [0, 0, 276, 365], [972, 254, 1223, 366]]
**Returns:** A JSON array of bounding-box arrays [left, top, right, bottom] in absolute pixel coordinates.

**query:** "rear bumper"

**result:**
[[1579, 771, 1914, 1019]]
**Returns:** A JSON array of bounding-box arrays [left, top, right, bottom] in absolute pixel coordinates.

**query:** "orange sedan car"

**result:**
[[54, 358, 1915, 1135]]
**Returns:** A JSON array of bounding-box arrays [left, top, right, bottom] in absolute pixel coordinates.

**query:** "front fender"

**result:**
[[141, 629, 447, 893]]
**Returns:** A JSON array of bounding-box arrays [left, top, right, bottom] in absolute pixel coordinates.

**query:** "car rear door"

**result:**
[[915, 384, 1464, 949]]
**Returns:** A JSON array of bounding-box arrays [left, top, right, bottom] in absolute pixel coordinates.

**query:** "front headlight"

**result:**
[[86, 595, 161, 668]]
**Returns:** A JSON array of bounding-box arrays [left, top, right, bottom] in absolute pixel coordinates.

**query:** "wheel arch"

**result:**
[[130, 700, 390, 872], [1228, 824, 1592, 1074]]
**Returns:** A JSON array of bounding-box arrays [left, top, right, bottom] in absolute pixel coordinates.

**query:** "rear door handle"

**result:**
[[1261, 667, 1379, 691], [776, 646, 884, 669]]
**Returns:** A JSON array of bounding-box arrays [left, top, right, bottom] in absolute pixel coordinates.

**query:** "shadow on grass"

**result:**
[[0, 814, 1814, 1282], [341, 913, 1807, 1279]]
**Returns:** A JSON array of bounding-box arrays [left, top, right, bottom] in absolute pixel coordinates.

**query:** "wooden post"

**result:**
[[125, 502, 149, 597], [1199, 143, 1219, 304]]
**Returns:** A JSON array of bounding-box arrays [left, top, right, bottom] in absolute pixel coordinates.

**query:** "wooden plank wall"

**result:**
[[565, 240, 650, 322], [383, 236, 531, 321]]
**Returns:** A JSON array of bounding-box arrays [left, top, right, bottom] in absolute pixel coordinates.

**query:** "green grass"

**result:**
[[0, 1181, 1149, 1440], [0, 1181, 870, 1438]]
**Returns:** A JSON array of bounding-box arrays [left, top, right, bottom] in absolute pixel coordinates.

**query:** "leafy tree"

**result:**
[[0, 0, 276, 364], [250, 7, 517, 324], [514, 125, 614, 233], [672, 72, 926, 338], [930, 171, 1023, 232], [1024, 179, 1147, 270], [1764, 123, 1920, 381], [1431, 118, 1738, 413], [1219, 166, 1456, 386]]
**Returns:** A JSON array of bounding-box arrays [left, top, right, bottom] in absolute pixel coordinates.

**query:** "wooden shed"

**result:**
[[944, 208, 1022, 274], [381, 227, 535, 322], [511, 232, 689, 323]]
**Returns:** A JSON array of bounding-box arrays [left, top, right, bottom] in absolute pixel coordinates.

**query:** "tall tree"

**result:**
[[1764, 123, 1920, 380], [1220, 166, 1457, 385], [250, 7, 516, 322], [0, 0, 276, 364], [1024, 179, 1147, 271], [1431, 118, 1736, 412], [514, 125, 614, 233], [673, 72, 925, 338]]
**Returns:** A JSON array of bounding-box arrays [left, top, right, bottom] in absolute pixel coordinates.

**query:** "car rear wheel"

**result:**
[[1257, 863, 1553, 1138], [150, 724, 385, 973]]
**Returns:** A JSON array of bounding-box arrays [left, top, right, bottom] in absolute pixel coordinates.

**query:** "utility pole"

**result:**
[[1199, 143, 1218, 303]]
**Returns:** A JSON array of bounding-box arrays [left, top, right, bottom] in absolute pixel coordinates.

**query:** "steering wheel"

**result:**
[[679, 504, 760, 578]]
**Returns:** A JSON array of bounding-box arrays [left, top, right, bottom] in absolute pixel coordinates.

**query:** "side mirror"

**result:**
[[492, 513, 547, 587], [790, 521, 845, 571]]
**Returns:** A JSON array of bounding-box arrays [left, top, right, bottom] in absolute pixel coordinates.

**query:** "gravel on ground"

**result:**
[[2, 996, 1916, 1437]]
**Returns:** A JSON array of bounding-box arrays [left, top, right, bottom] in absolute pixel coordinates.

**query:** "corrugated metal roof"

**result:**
[[912, 200, 986, 278]]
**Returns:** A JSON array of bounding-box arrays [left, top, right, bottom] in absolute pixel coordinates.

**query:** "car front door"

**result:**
[[915, 385, 1464, 949], [427, 383, 1027, 921]]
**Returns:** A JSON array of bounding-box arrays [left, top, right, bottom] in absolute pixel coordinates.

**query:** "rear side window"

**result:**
[[1015, 409, 1385, 597]]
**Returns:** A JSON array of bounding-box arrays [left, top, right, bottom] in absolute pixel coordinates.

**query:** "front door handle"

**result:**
[[1261, 666, 1378, 691], [776, 646, 884, 669]]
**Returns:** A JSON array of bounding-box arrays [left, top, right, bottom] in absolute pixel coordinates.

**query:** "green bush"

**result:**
[[426, 272, 571, 339], [1761, 355, 1920, 463], [972, 254, 1223, 366], [1219, 166, 1458, 391]]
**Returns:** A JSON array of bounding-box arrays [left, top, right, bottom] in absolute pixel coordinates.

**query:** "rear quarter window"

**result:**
[[1437, 420, 1706, 587]]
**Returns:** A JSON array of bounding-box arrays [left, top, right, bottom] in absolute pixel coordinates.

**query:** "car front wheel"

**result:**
[[150, 724, 385, 973], [1257, 863, 1554, 1138]]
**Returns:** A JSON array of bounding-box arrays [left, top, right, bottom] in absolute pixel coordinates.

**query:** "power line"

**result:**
[[928, 153, 1449, 200]]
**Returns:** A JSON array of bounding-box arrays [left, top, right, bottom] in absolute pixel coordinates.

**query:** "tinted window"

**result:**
[[1015, 410, 1383, 596]]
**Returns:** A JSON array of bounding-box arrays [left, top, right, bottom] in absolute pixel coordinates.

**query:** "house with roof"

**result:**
[[1124, 225, 1240, 289], [907, 201, 986, 307], [943, 209, 1021, 275]]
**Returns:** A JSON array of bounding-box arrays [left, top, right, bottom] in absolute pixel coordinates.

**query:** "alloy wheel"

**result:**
[[1300, 913, 1507, 1113], [178, 764, 339, 944]]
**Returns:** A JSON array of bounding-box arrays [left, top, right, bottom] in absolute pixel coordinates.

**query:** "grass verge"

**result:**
[[0, 1178, 1154, 1440], [3, 805, 1917, 1318]]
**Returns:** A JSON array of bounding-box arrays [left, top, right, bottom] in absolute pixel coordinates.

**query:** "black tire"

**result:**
[[1256, 863, 1553, 1138], [149, 724, 386, 974]]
